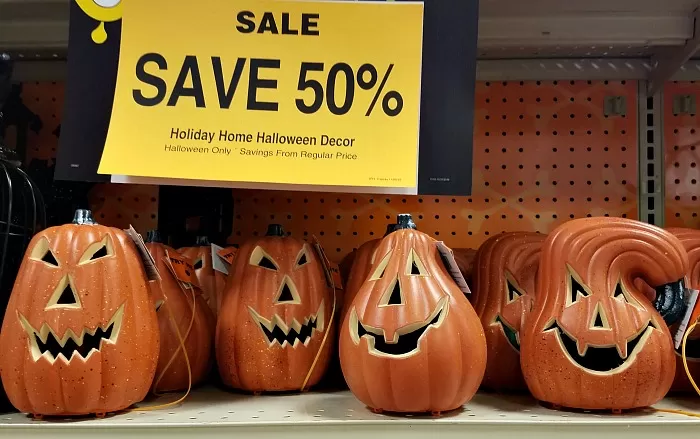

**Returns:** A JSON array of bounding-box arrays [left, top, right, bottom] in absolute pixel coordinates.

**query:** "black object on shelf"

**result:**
[[0, 53, 47, 413], [395, 213, 418, 230], [158, 186, 233, 248]]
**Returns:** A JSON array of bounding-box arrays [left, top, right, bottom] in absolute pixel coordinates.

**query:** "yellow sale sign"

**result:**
[[98, 0, 424, 188]]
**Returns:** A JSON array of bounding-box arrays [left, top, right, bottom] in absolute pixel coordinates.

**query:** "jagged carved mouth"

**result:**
[[349, 297, 449, 359], [492, 314, 520, 352], [248, 301, 325, 348], [544, 319, 657, 375], [18, 304, 125, 364]]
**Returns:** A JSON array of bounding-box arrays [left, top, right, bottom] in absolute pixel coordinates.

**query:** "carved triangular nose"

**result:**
[[275, 276, 300, 305], [46, 275, 81, 309], [590, 303, 610, 329], [387, 281, 402, 305], [278, 283, 294, 302], [58, 283, 78, 305], [380, 277, 404, 307]]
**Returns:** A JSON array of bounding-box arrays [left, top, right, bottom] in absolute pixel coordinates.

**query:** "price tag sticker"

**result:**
[[124, 226, 160, 281], [436, 241, 471, 295], [217, 246, 237, 265], [674, 288, 700, 349], [311, 236, 343, 290], [212, 243, 236, 275], [164, 250, 200, 288]]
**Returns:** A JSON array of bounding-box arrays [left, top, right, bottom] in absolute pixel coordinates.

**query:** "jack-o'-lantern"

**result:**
[[216, 224, 334, 392], [521, 217, 688, 410], [666, 227, 700, 392], [340, 214, 486, 414], [0, 210, 159, 416], [452, 248, 477, 290], [341, 224, 397, 323], [145, 237, 215, 393], [179, 237, 227, 316], [472, 232, 544, 391]]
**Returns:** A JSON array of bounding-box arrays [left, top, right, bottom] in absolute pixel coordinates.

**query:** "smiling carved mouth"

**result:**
[[349, 297, 449, 359], [248, 301, 325, 348], [18, 304, 125, 365], [544, 319, 657, 374], [492, 315, 520, 352]]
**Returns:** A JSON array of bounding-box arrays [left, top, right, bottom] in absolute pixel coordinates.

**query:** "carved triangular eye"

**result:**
[[295, 247, 309, 268], [193, 258, 203, 270], [567, 265, 591, 306], [507, 280, 522, 302], [614, 283, 627, 301], [370, 250, 393, 280], [249, 246, 279, 271], [405, 249, 428, 276], [571, 277, 589, 303], [379, 277, 404, 307], [91, 246, 108, 259], [79, 236, 114, 265], [42, 250, 59, 267], [259, 256, 276, 270], [30, 237, 59, 267]]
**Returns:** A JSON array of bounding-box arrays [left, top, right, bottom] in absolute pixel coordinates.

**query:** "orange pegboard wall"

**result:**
[[8, 82, 159, 232], [87, 184, 159, 233], [232, 80, 639, 262], [664, 81, 700, 228]]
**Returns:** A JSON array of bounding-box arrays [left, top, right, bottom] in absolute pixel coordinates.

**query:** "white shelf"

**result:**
[[1, 387, 700, 438]]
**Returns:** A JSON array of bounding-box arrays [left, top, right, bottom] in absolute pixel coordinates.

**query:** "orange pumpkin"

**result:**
[[216, 224, 334, 392], [146, 240, 215, 393], [178, 238, 227, 316], [0, 210, 159, 416], [471, 232, 544, 391], [666, 227, 700, 392], [452, 248, 477, 290], [339, 215, 486, 413], [521, 217, 688, 410]]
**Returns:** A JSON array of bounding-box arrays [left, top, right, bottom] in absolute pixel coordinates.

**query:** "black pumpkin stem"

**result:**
[[653, 279, 687, 326], [384, 223, 398, 236], [195, 236, 210, 246], [145, 230, 162, 243], [72, 209, 97, 225], [395, 214, 417, 231], [266, 224, 286, 237]]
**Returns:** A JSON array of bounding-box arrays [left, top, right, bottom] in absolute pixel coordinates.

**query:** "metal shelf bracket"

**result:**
[[648, 7, 700, 96]]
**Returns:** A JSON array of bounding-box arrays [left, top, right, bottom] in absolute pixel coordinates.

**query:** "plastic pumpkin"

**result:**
[[216, 224, 334, 392], [340, 214, 486, 414], [178, 237, 227, 316], [0, 210, 159, 416], [666, 227, 700, 392], [145, 238, 215, 393], [521, 217, 688, 410], [471, 232, 544, 391]]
